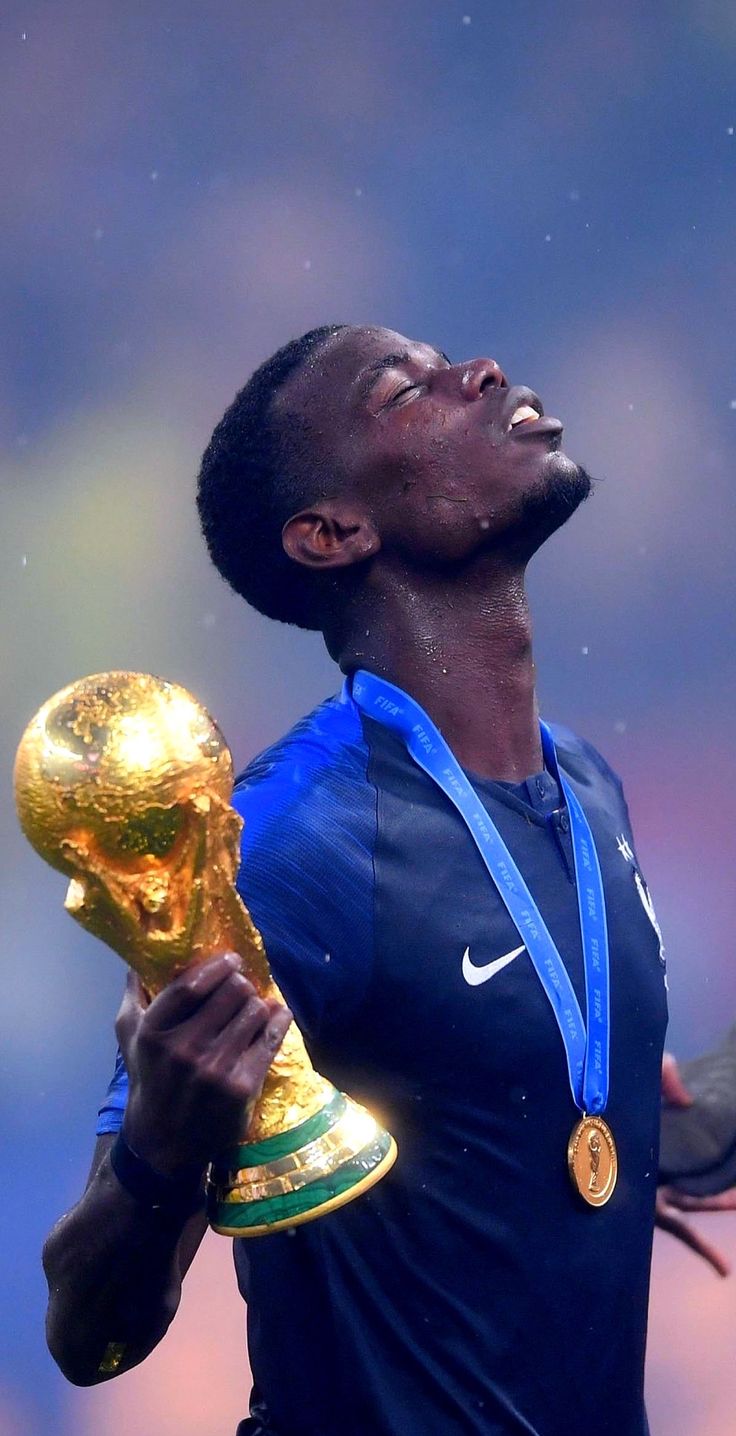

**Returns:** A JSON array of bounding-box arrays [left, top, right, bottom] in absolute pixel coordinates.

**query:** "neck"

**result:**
[[335, 558, 542, 782]]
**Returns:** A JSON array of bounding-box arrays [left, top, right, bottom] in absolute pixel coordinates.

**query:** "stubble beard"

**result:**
[[509, 452, 594, 557]]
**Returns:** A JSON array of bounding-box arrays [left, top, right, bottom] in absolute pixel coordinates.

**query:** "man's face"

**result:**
[[276, 325, 590, 570]]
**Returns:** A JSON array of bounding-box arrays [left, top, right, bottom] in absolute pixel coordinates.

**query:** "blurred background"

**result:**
[[1, 2, 735, 1432]]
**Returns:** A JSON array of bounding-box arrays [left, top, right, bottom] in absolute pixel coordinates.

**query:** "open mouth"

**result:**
[[508, 403, 541, 432]]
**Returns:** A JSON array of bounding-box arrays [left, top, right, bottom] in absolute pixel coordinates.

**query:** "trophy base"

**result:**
[[207, 1089, 398, 1237]]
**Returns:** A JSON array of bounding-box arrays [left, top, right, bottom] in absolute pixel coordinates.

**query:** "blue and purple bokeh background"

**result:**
[[2, 3, 735, 1431]]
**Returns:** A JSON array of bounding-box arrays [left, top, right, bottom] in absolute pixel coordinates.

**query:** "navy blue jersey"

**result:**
[[97, 683, 668, 1436]]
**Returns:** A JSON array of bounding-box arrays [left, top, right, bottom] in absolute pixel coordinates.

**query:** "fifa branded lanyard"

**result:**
[[351, 668, 619, 1207]]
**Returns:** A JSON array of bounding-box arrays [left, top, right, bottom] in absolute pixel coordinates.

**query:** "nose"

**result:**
[[459, 358, 508, 400]]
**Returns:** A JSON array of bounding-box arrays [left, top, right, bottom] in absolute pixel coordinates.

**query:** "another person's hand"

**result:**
[[116, 952, 292, 1178], [656, 1053, 736, 1278]]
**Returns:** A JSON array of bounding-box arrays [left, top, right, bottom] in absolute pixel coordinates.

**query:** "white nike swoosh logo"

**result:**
[[461, 943, 525, 986]]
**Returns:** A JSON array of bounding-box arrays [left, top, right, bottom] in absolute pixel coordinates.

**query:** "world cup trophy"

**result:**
[[14, 671, 397, 1236]]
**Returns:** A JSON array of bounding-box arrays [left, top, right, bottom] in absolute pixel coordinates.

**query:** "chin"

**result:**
[[511, 452, 594, 554]]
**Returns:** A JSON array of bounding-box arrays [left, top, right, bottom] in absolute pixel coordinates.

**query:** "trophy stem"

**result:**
[[207, 894, 398, 1236]]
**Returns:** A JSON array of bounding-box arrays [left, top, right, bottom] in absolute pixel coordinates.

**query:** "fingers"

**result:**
[[661, 1052, 693, 1108], [223, 1004, 293, 1085], [144, 953, 244, 1031], [179, 970, 263, 1048], [656, 1190, 731, 1277], [214, 999, 292, 1071], [662, 1187, 736, 1213]]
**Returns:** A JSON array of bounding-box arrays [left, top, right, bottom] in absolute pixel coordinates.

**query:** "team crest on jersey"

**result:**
[[634, 868, 667, 981]]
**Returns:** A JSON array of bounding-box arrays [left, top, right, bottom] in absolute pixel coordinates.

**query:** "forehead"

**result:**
[[275, 326, 443, 417]]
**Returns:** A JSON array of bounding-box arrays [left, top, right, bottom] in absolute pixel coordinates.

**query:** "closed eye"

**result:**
[[389, 383, 424, 406]]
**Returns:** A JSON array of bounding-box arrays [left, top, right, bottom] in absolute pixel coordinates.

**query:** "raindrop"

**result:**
[[728, 126, 734, 136], [324, 952, 332, 963], [628, 403, 634, 412], [93, 227, 104, 242], [462, 14, 472, 24], [303, 259, 312, 271], [614, 720, 627, 734], [568, 189, 580, 202], [354, 186, 363, 198], [202, 613, 216, 629], [729, 399, 736, 410], [581, 646, 589, 656], [21, 31, 27, 40], [150, 170, 159, 182], [544, 233, 552, 242], [21, 555, 28, 568]]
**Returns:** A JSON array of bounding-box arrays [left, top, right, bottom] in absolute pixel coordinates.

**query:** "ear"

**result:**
[[282, 501, 380, 572]]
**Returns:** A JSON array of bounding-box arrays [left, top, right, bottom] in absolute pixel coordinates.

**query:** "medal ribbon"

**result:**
[[351, 670, 610, 1115]]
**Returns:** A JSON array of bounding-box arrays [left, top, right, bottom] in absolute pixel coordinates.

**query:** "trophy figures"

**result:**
[[14, 672, 397, 1236]]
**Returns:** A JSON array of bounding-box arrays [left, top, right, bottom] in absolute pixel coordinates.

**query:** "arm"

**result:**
[[42, 952, 291, 1385]]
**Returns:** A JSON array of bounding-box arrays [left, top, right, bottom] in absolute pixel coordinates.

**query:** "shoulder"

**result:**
[[548, 721, 625, 798], [232, 687, 376, 888], [232, 688, 377, 1035]]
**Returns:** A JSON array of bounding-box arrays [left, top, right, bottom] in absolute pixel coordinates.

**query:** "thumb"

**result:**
[[661, 1052, 694, 1108], [114, 969, 148, 1052]]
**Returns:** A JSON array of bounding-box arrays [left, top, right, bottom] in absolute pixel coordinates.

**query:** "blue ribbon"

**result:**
[[351, 670, 610, 1116]]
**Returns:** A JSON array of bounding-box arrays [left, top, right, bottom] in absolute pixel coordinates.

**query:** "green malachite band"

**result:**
[[208, 1130, 393, 1230], [215, 1090, 347, 1171]]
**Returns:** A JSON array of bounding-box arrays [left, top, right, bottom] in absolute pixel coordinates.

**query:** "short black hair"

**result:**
[[196, 324, 349, 630]]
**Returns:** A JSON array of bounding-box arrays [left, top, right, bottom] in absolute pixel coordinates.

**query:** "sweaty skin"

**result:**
[[279, 325, 589, 781]]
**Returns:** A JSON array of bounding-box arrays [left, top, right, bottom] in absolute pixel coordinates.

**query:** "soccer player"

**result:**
[[41, 325, 732, 1435]]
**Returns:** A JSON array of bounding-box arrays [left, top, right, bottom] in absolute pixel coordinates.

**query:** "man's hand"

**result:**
[[656, 1052, 736, 1278], [116, 952, 292, 1178]]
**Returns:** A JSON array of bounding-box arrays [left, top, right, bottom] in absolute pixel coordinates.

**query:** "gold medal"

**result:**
[[567, 1114, 618, 1207]]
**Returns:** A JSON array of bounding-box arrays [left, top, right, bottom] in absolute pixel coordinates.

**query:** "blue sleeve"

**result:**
[[94, 693, 377, 1136], [96, 1045, 128, 1135], [232, 706, 376, 1040]]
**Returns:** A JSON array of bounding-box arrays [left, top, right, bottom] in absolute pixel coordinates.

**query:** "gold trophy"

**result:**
[[14, 672, 397, 1236]]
